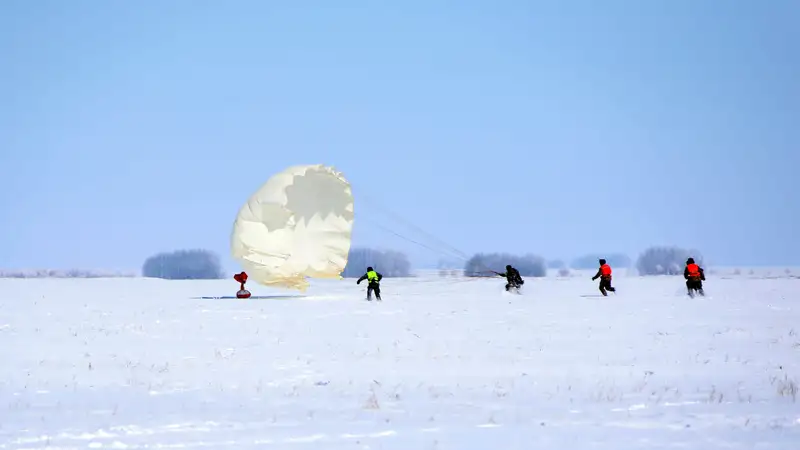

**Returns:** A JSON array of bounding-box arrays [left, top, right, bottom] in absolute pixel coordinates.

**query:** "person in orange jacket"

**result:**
[[684, 257, 705, 297], [591, 258, 616, 296]]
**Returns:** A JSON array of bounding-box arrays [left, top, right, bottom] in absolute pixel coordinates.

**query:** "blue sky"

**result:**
[[1, 0, 798, 273]]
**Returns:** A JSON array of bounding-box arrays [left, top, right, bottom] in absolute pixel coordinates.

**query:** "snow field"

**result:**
[[1, 274, 799, 449]]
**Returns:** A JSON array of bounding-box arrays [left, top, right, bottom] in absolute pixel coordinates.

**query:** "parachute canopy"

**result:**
[[230, 164, 354, 291]]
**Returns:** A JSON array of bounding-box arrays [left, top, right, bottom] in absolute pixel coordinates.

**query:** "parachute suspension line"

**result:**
[[357, 215, 469, 263], [358, 192, 471, 261], [349, 183, 500, 283], [355, 191, 472, 263], [356, 208, 470, 264], [353, 195, 503, 284]]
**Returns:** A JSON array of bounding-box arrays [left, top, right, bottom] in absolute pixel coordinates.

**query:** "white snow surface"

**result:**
[[1, 274, 799, 449]]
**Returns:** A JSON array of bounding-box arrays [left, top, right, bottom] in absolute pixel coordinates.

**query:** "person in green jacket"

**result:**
[[357, 266, 383, 301]]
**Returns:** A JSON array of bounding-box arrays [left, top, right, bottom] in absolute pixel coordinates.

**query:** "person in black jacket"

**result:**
[[496, 265, 524, 292], [356, 266, 383, 301]]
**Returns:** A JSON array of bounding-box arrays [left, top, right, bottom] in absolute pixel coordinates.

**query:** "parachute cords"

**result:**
[[354, 193, 498, 282]]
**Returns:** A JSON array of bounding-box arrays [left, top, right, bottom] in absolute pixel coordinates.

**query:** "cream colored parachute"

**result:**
[[230, 164, 354, 291]]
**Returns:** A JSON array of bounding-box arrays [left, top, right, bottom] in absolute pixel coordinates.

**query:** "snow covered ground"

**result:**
[[1, 273, 799, 449]]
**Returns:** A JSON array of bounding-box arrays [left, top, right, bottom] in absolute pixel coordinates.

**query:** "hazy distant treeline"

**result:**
[[142, 249, 225, 280], [0, 245, 710, 281], [348, 245, 705, 278], [0, 269, 137, 278], [635, 246, 703, 275]]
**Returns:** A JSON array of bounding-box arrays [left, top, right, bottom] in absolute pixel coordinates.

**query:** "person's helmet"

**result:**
[[367, 266, 373, 271], [506, 265, 512, 270], [599, 259, 606, 265], [686, 258, 694, 264]]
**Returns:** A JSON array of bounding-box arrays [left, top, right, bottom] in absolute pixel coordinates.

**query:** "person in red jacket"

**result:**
[[591, 259, 616, 296], [684, 258, 705, 297], [234, 272, 251, 299]]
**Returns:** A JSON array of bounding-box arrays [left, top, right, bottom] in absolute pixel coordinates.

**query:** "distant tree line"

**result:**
[[0, 269, 137, 278], [142, 249, 225, 280], [462, 246, 704, 277], [5, 245, 706, 282], [343, 247, 411, 277], [137, 247, 413, 281]]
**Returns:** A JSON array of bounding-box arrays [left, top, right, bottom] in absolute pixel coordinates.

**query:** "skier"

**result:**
[[233, 271, 251, 299], [591, 259, 616, 296], [684, 257, 705, 297], [356, 266, 383, 301], [497, 265, 524, 292]]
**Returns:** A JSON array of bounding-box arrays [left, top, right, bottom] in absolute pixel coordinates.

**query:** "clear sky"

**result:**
[[1, 0, 798, 273]]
